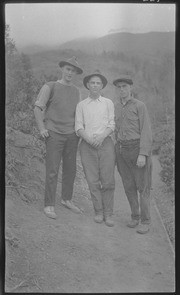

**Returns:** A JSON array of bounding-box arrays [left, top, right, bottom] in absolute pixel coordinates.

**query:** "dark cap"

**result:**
[[113, 74, 133, 86]]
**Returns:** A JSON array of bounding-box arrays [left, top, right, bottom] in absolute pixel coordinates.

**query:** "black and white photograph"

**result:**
[[5, 2, 175, 293]]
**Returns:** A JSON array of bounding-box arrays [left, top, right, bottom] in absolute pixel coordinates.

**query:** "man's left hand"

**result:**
[[136, 155, 146, 168], [92, 133, 105, 148]]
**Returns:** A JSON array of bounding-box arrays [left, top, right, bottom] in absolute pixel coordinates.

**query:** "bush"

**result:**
[[6, 25, 40, 136], [158, 124, 175, 191]]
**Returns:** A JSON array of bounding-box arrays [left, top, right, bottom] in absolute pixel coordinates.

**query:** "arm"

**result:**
[[34, 84, 51, 138], [34, 106, 49, 138], [93, 99, 115, 147], [77, 129, 95, 146], [136, 102, 152, 167], [138, 102, 152, 156], [93, 127, 113, 147], [75, 102, 95, 145]]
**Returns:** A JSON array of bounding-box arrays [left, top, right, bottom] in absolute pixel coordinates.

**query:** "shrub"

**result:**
[[158, 123, 175, 191], [6, 25, 40, 136]]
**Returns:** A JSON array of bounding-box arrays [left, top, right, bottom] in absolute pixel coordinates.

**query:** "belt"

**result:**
[[118, 138, 140, 145]]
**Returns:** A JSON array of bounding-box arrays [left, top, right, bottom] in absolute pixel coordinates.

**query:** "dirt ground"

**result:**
[[5, 130, 175, 293]]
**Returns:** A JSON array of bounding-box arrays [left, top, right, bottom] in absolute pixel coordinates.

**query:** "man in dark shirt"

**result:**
[[113, 74, 153, 234], [34, 57, 83, 219]]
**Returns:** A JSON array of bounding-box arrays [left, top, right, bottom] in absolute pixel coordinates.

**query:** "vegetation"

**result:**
[[5, 25, 45, 187], [6, 24, 174, 232], [159, 122, 175, 191], [6, 25, 45, 136]]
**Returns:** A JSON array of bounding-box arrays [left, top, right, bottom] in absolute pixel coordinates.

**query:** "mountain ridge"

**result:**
[[59, 31, 175, 55], [19, 31, 175, 55]]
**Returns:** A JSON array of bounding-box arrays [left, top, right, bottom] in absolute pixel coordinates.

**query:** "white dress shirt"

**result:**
[[75, 95, 115, 137]]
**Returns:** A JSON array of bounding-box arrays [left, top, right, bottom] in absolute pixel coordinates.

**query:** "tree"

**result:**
[[5, 24, 17, 57], [5, 25, 38, 134], [20, 53, 37, 104]]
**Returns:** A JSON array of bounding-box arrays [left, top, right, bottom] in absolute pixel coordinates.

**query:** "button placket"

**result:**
[[121, 106, 126, 139]]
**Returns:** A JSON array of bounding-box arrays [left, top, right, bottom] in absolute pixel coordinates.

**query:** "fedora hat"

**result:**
[[59, 56, 83, 74], [83, 70, 108, 89], [113, 74, 133, 86]]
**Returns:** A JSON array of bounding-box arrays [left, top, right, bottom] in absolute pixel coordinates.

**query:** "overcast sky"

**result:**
[[5, 3, 176, 48]]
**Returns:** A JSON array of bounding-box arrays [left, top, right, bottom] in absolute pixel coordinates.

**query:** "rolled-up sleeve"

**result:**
[[34, 84, 51, 110], [107, 100, 115, 131], [138, 103, 152, 156], [75, 102, 84, 133]]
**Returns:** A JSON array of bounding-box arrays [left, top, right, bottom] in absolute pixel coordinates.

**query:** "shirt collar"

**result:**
[[120, 95, 134, 106], [87, 95, 102, 104], [57, 80, 72, 86]]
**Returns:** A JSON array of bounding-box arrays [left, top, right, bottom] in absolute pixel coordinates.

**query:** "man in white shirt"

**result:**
[[75, 70, 115, 226]]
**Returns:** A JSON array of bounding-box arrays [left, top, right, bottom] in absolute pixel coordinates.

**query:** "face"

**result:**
[[116, 82, 131, 99], [61, 65, 77, 82], [87, 76, 103, 95]]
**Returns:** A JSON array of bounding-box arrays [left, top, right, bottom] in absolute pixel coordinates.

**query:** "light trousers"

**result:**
[[80, 137, 115, 216]]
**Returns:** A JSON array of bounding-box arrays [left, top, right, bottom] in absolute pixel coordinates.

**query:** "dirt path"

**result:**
[[5, 154, 175, 293]]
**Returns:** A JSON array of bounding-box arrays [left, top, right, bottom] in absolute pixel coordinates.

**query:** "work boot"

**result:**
[[127, 219, 139, 228], [61, 200, 81, 214], [94, 214, 104, 223], [105, 216, 114, 227], [44, 206, 57, 219], [136, 223, 150, 234]]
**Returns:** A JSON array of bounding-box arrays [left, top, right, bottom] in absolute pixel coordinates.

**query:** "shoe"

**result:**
[[136, 223, 150, 234], [127, 219, 139, 228], [61, 200, 81, 214], [104, 216, 114, 227], [44, 206, 57, 219], [94, 214, 104, 223]]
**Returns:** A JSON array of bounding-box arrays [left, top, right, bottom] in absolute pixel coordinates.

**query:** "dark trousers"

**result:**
[[80, 137, 115, 216], [115, 140, 152, 224], [44, 130, 79, 206]]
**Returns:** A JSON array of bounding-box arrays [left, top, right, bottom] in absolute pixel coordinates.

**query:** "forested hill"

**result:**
[[21, 31, 175, 56], [58, 31, 175, 55]]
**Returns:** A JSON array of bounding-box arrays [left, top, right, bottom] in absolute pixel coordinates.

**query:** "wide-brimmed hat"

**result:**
[[113, 74, 133, 86], [83, 70, 108, 89], [59, 56, 83, 74]]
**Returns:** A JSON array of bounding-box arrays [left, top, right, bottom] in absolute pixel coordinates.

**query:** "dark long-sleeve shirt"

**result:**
[[115, 97, 152, 156]]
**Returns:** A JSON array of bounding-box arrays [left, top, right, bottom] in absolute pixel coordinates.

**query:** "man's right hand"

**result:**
[[85, 135, 95, 146], [40, 129, 49, 139], [77, 130, 96, 147]]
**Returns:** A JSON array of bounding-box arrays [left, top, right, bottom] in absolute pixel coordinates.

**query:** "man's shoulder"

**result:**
[[100, 96, 114, 104], [70, 84, 80, 91], [132, 98, 146, 107], [45, 81, 56, 87], [47, 81, 79, 90], [77, 97, 89, 106]]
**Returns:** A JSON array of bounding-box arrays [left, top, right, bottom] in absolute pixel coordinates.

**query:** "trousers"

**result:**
[[80, 137, 115, 216], [44, 130, 79, 206], [115, 140, 152, 224]]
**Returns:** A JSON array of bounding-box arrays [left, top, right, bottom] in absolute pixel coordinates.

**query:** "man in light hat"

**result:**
[[113, 74, 153, 234], [75, 70, 115, 226], [34, 57, 83, 218]]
